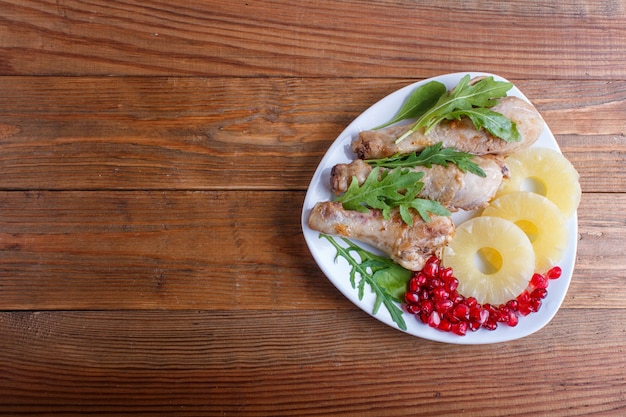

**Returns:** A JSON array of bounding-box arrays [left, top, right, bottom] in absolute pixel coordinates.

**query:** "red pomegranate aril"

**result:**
[[433, 287, 449, 301], [408, 277, 420, 293], [529, 298, 542, 312], [421, 300, 434, 315], [453, 304, 470, 320], [530, 273, 548, 290], [445, 276, 459, 292], [517, 290, 530, 304], [428, 311, 441, 328], [405, 304, 420, 314], [439, 267, 454, 280], [452, 322, 468, 336], [506, 299, 519, 311], [496, 306, 511, 323], [435, 299, 453, 314], [469, 306, 488, 324], [405, 292, 420, 304], [450, 291, 464, 304], [483, 319, 498, 331], [429, 277, 444, 289], [469, 321, 481, 332], [438, 319, 452, 332], [531, 288, 548, 300], [518, 304, 532, 316], [414, 272, 428, 286], [423, 260, 439, 278], [546, 266, 562, 279], [507, 311, 519, 327], [445, 311, 460, 324], [465, 297, 478, 308]]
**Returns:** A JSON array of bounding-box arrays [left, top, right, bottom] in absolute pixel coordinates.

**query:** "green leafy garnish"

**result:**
[[395, 75, 521, 144], [366, 142, 487, 178], [334, 166, 450, 225], [374, 81, 447, 129], [321, 234, 411, 331]]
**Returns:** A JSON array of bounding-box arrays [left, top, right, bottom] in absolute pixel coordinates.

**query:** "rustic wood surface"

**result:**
[[1, 1, 625, 415]]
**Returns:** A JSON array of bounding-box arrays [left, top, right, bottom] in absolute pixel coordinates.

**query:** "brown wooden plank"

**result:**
[[0, 309, 625, 415], [0, 190, 622, 310], [0, 77, 623, 192], [0, 0, 625, 78]]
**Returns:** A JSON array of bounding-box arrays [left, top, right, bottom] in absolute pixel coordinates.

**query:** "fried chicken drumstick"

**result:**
[[353, 96, 544, 160], [329, 155, 507, 212], [308, 201, 455, 271]]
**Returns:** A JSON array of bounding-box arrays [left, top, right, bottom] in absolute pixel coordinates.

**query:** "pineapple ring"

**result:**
[[482, 191, 568, 273], [443, 216, 535, 306], [496, 147, 581, 218]]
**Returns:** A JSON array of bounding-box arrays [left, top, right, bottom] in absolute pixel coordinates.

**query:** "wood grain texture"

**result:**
[[0, 77, 623, 192], [0, 309, 625, 416], [1, 0, 625, 78]]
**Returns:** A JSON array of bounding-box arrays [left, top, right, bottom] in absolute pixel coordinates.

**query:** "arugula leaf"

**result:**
[[374, 81, 447, 129], [395, 75, 519, 143], [444, 107, 521, 143], [366, 142, 487, 178], [321, 234, 411, 331], [334, 167, 450, 225]]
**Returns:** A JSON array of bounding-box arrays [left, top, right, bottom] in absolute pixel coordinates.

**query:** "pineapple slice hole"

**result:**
[[514, 220, 539, 243], [475, 247, 503, 275], [520, 176, 547, 196]]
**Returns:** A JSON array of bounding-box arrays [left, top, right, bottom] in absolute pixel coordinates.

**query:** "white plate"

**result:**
[[301, 72, 577, 344]]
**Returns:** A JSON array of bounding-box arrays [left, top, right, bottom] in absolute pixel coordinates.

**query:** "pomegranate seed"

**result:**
[[506, 299, 519, 311], [452, 322, 468, 336], [428, 311, 441, 328], [423, 260, 439, 278], [483, 319, 498, 331], [518, 304, 532, 316], [435, 299, 453, 314], [405, 292, 420, 304], [546, 266, 562, 279], [445, 276, 459, 292], [429, 277, 444, 288], [531, 288, 548, 299], [421, 300, 434, 315], [453, 304, 470, 320], [470, 306, 489, 324], [433, 287, 449, 301], [439, 267, 453, 280], [405, 304, 420, 314], [530, 273, 548, 289], [438, 319, 452, 332], [506, 311, 519, 327], [414, 272, 428, 286], [496, 306, 511, 322], [529, 298, 542, 312], [465, 297, 478, 308], [469, 321, 481, 331], [408, 277, 420, 292], [517, 290, 530, 304]]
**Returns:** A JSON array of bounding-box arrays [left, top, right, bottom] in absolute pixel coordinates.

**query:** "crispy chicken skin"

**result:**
[[308, 201, 455, 271], [353, 96, 544, 159], [330, 155, 507, 212]]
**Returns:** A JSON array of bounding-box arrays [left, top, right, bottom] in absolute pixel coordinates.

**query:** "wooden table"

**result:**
[[1, 1, 624, 415]]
